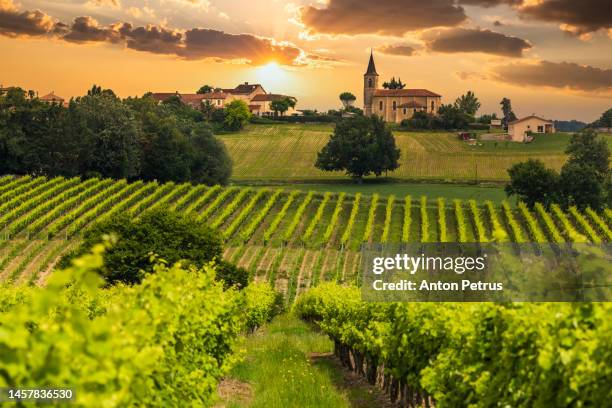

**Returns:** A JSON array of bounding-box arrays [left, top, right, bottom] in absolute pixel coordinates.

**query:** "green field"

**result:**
[[243, 182, 508, 202], [1, 175, 610, 301], [220, 124, 609, 182]]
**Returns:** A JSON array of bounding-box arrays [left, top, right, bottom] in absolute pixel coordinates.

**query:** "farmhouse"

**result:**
[[508, 115, 555, 142], [150, 82, 297, 116], [363, 52, 442, 123]]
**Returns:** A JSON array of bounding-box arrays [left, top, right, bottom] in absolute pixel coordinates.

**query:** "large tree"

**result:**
[[270, 97, 296, 117], [500, 98, 517, 129], [223, 100, 251, 130], [315, 115, 400, 181], [505, 159, 560, 208], [196, 84, 214, 94], [455, 91, 481, 116]]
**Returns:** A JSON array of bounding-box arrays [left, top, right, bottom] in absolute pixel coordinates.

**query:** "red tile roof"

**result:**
[[226, 83, 265, 95], [150, 92, 179, 102], [373, 89, 441, 97], [40, 91, 65, 102], [200, 92, 228, 99], [509, 115, 553, 125], [251, 93, 294, 102]]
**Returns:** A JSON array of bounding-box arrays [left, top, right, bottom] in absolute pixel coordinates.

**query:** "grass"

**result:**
[[222, 315, 351, 408], [218, 124, 611, 182], [249, 182, 509, 202]]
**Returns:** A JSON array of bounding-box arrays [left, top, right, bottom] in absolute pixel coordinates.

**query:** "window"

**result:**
[[368, 78, 373, 88], [217, 100, 221, 106], [379, 101, 383, 111], [431, 101, 434, 112], [537, 125, 544, 132], [413, 108, 416, 113], [403, 108, 407, 115], [392, 101, 397, 111]]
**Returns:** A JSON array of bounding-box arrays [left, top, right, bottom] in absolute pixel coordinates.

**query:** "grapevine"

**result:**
[[402, 195, 412, 243], [362, 194, 379, 244], [263, 190, 300, 244], [437, 197, 447, 242], [381, 195, 395, 244], [302, 192, 332, 244], [340, 193, 360, 247]]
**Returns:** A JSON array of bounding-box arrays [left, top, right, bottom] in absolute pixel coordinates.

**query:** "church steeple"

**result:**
[[365, 50, 378, 76]]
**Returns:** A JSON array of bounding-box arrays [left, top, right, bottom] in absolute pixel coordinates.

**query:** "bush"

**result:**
[[0, 245, 245, 406], [59, 208, 248, 287]]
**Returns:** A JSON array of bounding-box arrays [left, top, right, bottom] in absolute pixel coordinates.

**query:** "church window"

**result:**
[[368, 78, 373, 88], [379, 101, 383, 111], [392, 101, 397, 111]]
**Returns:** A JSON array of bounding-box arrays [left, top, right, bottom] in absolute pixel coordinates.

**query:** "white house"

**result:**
[[508, 115, 555, 142]]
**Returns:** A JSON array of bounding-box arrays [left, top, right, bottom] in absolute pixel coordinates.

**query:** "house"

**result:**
[[150, 82, 296, 116], [508, 115, 555, 142], [363, 52, 442, 123], [40, 91, 67, 106], [250, 94, 297, 116]]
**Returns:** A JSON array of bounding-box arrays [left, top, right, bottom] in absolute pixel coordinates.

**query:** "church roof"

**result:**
[[365, 51, 378, 76], [398, 101, 426, 108], [40, 91, 65, 102], [251, 93, 295, 102], [373, 89, 441, 97]]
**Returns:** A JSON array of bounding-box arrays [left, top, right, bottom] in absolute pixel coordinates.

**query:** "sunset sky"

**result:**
[[1, 0, 611, 121]]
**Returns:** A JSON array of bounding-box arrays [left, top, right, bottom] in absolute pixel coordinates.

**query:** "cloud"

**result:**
[[459, 0, 612, 36], [299, 0, 466, 36], [491, 60, 612, 93], [0, 1, 310, 66], [423, 28, 532, 57], [517, 0, 612, 37], [0, 0, 58, 37], [377, 44, 417, 56], [178, 29, 302, 65]]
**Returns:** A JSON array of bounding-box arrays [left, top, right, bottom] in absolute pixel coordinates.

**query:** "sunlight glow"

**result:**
[[255, 62, 290, 90]]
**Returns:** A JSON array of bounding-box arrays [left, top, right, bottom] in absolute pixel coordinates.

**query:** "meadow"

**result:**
[[219, 123, 605, 182], [0, 175, 609, 305]]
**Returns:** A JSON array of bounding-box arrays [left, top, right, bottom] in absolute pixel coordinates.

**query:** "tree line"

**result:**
[[0, 86, 232, 184]]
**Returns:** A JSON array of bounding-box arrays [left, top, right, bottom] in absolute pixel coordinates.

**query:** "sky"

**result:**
[[1, 0, 611, 121]]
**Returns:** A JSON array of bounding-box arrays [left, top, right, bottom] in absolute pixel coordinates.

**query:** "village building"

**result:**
[[150, 82, 296, 116], [363, 52, 442, 123], [508, 115, 555, 142], [39, 91, 68, 107]]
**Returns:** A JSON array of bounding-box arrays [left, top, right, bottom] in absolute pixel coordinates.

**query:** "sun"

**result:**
[[255, 61, 290, 89]]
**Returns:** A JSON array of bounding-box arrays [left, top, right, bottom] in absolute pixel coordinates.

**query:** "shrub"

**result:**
[[59, 208, 247, 287]]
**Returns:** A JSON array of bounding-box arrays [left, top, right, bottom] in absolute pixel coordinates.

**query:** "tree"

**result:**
[[455, 91, 481, 116], [196, 84, 214, 94], [339, 92, 356, 108], [223, 100, 251, 130], [382, 77, 406, 89], [505, 159, 560, 208], [565, 129, 609, 179], [589, 108, 612, 128], [201, 99, 216, 120], [559, 129, 610, 209], [560, 163, 607, 210], [59, 209, 248, 288], [270, 97, 296, 117], [437, 104, 471, 129], [500, 98, 517, 128], [315, 115, 400, 181], [478, 113, 498, 124], [188, 122, 232, 185]]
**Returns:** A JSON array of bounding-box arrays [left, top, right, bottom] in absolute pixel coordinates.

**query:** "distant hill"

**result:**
[[554, 120, 586, 132]]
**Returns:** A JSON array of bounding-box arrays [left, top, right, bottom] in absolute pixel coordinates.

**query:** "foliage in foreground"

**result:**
[[294, 283, 611, 407], [0, 246, 277, 407]]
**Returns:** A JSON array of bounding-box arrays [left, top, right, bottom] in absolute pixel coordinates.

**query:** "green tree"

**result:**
[[196, 84, 214, 94], [505, 159, 560, 207], [339, 92, 356, 108], [59, 208, 248, 287], [270, 97, 296, 117], [437, 104, 471, 129], [559, 129, 610, 209], [500, 97, 517, 128], [201, 99, 216, 120], [315, 115, 400, 181], [455, 91, 481, 116], [382, 77, 406, 89], [188, 122, 232, 185], [589, 108, 612, 128], [223, 100, 251, 130]]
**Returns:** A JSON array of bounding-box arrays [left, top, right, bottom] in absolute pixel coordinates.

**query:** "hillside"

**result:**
[[0, 175, 610, 302], [219, 124, 611, 182]]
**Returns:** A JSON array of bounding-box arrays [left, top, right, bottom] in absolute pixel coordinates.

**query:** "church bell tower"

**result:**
[[363, 50, 379, 116]]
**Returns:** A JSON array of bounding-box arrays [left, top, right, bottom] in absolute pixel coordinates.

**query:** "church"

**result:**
[[363, 52, 442, 123]]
